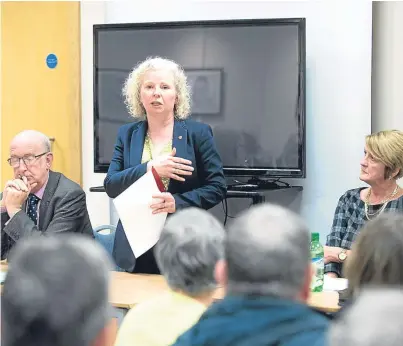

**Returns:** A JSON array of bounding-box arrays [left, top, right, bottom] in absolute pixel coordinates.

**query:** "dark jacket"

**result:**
[[1, 171, 94, 259], [104, 119, 227, 272], [172, 295, 329, 346]]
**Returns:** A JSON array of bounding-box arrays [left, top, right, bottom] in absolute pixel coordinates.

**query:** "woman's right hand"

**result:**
[[149, 148, 194, 182]]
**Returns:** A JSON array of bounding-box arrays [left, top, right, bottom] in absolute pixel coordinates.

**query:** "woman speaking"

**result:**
[[104, 57, 226, 274]]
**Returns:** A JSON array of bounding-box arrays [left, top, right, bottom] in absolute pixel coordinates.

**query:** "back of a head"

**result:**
[[2, 234, 113, 346], [155, 207, 225, 296], [226, 203, 310, 299], [345, 213, 403, 296], [330, 288, 403, 346]]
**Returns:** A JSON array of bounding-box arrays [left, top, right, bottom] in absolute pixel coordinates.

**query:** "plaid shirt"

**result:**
[[325, 187, 403, 277]]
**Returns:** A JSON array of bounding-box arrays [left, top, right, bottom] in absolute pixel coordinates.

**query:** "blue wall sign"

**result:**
[[46, 54, 58, 69]]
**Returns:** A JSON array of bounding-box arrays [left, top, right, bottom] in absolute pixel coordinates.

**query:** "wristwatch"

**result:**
[[338, 249, 347, 262]]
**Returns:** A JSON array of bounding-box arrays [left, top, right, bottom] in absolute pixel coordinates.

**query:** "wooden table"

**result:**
[[1, 264, 340, 313], [110, 271, 340, 313], [109, 271, 225, 309]]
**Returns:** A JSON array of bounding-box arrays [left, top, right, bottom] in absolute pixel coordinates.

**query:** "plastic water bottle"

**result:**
[[310, 232, 324, 292]]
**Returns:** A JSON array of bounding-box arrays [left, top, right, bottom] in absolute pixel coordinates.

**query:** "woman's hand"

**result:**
[[324, 246, 343, 264], [151, 192, 176, 214], [149, 148, 194, 182]]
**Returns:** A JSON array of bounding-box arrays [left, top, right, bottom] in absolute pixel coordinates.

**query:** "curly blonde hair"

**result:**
[[365, 129, 403, 180], [122, 56, 191, 120]]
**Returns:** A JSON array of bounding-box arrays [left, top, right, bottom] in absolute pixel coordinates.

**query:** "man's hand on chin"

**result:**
[[4, 187, 28, 218]]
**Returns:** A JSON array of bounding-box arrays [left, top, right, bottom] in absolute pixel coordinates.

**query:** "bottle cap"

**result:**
[[311, 233, 320, 242]]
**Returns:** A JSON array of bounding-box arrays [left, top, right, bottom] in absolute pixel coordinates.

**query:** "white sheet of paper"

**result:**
[[0, 271, 6, 284], [113, 170, 167, 258], [323, 277, 348, 291]]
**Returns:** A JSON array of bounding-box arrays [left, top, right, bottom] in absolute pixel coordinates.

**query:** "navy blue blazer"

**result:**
[[104, 119, 227, 272]]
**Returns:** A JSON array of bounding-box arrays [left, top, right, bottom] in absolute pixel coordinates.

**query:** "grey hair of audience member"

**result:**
[[155, 207, 225, 296], [330, 288, 403, 346], [2, 234, 113, 346], [226, 203, 311, 299]]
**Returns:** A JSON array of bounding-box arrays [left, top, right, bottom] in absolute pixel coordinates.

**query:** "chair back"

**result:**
[[93, 225, 123, 271]]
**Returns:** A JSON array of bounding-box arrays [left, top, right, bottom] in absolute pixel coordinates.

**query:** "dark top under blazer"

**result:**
[[1, 171, 94, 260], [104, 119, 227, 273]]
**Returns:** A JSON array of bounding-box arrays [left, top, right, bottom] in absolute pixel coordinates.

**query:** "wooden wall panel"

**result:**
[[1, 1, 82, 186]]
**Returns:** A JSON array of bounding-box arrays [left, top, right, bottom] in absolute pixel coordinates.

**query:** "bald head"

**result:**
[[9, 130, 53, 193], [11, 130, 51, 153]]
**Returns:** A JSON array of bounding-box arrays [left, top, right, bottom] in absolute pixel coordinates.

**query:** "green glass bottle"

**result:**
[[310, 232, 324, 292]]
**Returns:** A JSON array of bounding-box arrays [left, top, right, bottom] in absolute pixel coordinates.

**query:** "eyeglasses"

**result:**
[[7, 152, 49, 168]]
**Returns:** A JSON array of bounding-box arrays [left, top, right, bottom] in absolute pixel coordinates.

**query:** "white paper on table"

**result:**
[[113, 169, 167, 258], [323, 276, 348, 291], [0, 271, 7, 284]]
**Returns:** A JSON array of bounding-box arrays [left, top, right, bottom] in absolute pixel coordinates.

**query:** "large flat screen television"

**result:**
[[94, 18, 306, 178]]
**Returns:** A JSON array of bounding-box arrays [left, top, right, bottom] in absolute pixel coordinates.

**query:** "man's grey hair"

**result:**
[[12, 129, 51, 152], [226, 203, 311, 299], [330, 288, 403, 346], [2, 234, 113, 346], [155, 207, 225, 296]]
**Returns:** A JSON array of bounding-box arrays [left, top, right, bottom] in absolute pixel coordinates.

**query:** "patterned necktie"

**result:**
[[27, 194, 40, 225]]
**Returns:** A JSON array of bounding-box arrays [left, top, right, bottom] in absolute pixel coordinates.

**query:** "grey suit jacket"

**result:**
[[1, 171, 93, 259]]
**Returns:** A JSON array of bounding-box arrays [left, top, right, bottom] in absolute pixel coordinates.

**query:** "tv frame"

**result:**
[[93, 18, 306, 178]]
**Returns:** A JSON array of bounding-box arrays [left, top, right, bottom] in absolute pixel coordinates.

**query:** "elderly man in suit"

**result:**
[[1, 130, 93, 259]]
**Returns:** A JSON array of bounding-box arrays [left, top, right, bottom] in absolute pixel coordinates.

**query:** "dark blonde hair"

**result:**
[[344, 213, 403, 297], [365, 130, 403, 179]]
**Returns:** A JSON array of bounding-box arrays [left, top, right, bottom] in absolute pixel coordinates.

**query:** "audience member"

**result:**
[[173, 203, 329, 346], [114, 207, 225, 346], [1, 234, 114, 346], [330, 288, 403, 346], [342, 213, 403, 302], [325, 130, 403, 277], [1, 130, 93, 259]]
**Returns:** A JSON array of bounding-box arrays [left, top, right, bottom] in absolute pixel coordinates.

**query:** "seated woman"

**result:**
[[103, 57, 226, 273], [114, 207, 225, 346], [325, 130, 403, 277], [339, 213, 403, 306]]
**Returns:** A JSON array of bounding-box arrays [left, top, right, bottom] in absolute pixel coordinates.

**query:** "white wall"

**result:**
[[81, 1, 372, 241], [81, 2, 109, 226], [372, 1, 403, 132], [372, 1, 403, 187]]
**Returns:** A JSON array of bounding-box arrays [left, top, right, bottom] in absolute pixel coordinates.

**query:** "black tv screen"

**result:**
[[94, 18, 306, 178]]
